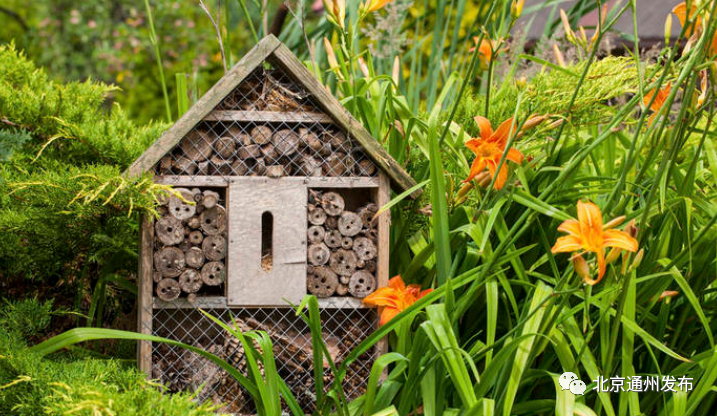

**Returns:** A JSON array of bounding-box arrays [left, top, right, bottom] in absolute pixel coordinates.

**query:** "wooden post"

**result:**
[[137, 214, 154, 377], [376, 172, 391, 358]]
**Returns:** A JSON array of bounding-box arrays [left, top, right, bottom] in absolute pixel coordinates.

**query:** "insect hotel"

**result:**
[[126, 35, 417, 414]]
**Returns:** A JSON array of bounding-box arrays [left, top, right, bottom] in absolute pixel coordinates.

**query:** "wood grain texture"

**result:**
[[124, 35, 281, 178], [226, 178, 307, 306], [269, 41, 419, 198], [376, 172, 391, 358], [204, 110, 333, 123], [137, 215, 154, 377]]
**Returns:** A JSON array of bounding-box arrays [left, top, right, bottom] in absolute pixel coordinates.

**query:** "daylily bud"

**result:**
[[697, 70, 708, 108], [545, 119, 565, 130], [476, 171, 492, 188], [624, 219, 638, 238], [322, 0, 346, 29], [392, 55, 400, 86], [572, 254, 591, 282], [553, 43, 566, 67], [560, 9, 576, 44], [629, 248, 644, 272], [605, 247, 622, 265], [603, 215, 626, 230], [456, 181, 474, 199], [324, 37, 344, 80], [511, 0, 525, 20], [357, 56, 370, 78], [659, 290, 679, 301], [521, 114, 548, 130], [664, 14, 672, 46]]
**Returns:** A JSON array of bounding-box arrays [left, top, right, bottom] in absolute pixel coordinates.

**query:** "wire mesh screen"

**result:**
[[145, 305, 377, 415], [154, 64, 378, 179]]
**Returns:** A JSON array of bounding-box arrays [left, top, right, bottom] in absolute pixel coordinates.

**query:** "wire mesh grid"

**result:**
[[154, 64, 378, 180], [144, 304, 377, 415]]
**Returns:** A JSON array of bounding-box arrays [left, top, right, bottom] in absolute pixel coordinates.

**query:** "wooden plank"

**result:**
[[154, 175, 229, 187], [125, 35, 281, 178], [137, 215, 154, 377], [153, 176, 377, 188], [376, 172, 391, 359], [227, 178, 307, 306], [154, 296, 228, 309], [305, 177, 379, 188], [153, 295, 369, 309], [203, 110, 333, 123], [268, 42, 420, 199]]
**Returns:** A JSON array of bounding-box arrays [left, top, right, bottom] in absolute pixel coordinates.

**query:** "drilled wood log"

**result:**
[[260, 143, 278, 163], [155, 216, 184, 246], [251, 158, 266, 175], [297, 155, 322, 176], [154, 247, 185, 277], [348, 270, 376, 298], [185, 246, 205, 269], [201, 261, 226, 286], [231, 159, 249, 175], [357, 203, 378, 226], [168, 188, 196, 220], [210, 154, 234, 175], [228, 126, 251, 145], [355, 158, 377, 176], [159, 155, 172, 173], [362, 227, 378, 242], [187, 216, 200, 229], [173, 156, 197, 175], [325, 216, 338, 230], [304, 131, 323, 152], [272, 129, 300, 156], [197, 160, 210, 175], [238, 144, 262, 159], [200, 206, 227, 235], [188, 230, 204, 245], [324, 229, 342, 249], [308, 243, 331, 266], [341, 237, 353, 250], [202, 190, 220, 209], [156, 278, 181, 301], [336, 283, 349, 296], [353, 237, 377, 261], [338, 212, 363, 237], [181, 130, 213, 162], [308, 266, 338, 297], [179, 269, 203, 293], [215, 136, 237, 159], [250, 125, 272, 145], [266, 165, 286, 178], [323, 153, 350, 176], [330, 249, 358, 276], [321, 192, 345, 216], [202, 235, 227, 261], [307, 225, 326, 244], [308, 207, 327, 225]]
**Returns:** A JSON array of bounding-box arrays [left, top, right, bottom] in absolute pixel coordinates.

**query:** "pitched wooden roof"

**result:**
[[126, 35, 418, 198]]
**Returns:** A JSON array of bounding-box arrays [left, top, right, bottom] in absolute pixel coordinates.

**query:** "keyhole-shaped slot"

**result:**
[[261, 211, 273, 271]]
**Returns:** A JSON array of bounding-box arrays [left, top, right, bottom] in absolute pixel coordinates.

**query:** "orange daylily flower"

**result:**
[[469, 37, 500, 66], [552, 201, 639, 285], [643, 83, 671, 126], [672, 3, 717, 56], [363, 0, 394, 13], [463, 115, 548, 189], [362, 275, 433, 325]]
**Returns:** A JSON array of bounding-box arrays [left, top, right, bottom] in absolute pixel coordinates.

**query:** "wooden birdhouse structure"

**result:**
[[127, 35, 417, 414]]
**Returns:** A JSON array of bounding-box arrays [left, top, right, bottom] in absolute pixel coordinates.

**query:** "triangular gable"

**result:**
[[126, 35, 417, 197]]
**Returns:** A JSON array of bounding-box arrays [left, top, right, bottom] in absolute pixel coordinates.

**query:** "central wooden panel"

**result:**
[[227, 178, 307, 306]]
